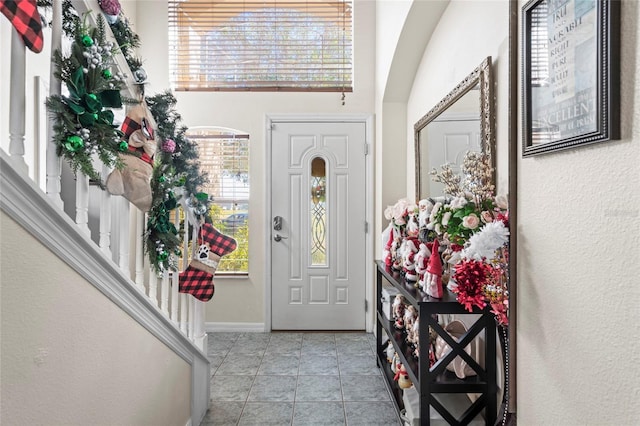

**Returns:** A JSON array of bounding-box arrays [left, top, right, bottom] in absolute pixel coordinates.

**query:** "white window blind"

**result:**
[[168, 0, 353, 91], [188, 129, 250, 274], [529, 0, 549, 87]]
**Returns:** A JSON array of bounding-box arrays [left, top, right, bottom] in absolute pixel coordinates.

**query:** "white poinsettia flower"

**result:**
[[462, 221, 509, 261]]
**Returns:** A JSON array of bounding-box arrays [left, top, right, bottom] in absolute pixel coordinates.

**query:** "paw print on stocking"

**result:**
[[179, 223, 237, 301]]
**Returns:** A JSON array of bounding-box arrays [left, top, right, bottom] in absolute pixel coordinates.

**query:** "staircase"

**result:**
[[0, 1, 209, 424]]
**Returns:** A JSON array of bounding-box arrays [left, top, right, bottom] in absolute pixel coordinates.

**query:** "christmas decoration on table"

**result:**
[[383, 198, 420, 273], [414, 242, 430, 285], [393, 362, 413, 389], [424, 238, 444, 298], [401, 237, 419, 284], [143, 91, 207, 273], [179, 221, 237, 302], [1, 0, 44, 53], [46, 12, 128, 185], [105, 101, 157, 211], [403, 305, 417, 341], [429, 151, 510, 325], [392, 294, 406, 330]]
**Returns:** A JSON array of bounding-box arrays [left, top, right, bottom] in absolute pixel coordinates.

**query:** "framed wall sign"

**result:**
[[522, 0, 620, 156]]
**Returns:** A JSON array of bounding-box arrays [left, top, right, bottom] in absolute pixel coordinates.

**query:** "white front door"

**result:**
[[271, 121, 367, 330]]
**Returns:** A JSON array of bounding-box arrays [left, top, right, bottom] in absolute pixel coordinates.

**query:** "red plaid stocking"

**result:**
[[179, 223, 237, 301], [0, 0, 44, 53]]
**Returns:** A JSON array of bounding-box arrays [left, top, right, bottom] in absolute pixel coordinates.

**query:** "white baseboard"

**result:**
[[205, 322, 266, 333]]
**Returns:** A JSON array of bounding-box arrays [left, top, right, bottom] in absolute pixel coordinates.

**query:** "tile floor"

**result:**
[[200, 332, 402, 426]]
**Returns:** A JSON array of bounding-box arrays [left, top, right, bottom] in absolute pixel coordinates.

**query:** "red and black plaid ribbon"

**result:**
[[0, 0, 43, 53], [121, 115, 141, 139], [200, 223, 237, 257], [179, 265, 214, 302]]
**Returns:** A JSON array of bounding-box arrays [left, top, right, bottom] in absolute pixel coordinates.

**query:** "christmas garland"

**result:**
[[144, 91, 208, 273], [40, 2, 210, 274], [46, 12, 130, 185]]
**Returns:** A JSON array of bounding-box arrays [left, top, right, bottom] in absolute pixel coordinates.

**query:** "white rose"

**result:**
[[442, 211, 452, 226], [429, 202, 442, 222]]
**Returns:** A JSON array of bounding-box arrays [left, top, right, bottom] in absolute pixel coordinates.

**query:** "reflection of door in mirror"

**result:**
[[423, 113, 481, 197], [414, 56, 494, 201]]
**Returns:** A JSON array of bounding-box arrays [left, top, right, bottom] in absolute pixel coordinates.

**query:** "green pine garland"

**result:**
[[39, 2, 210, 274], [144, 91, 209, 273], [46, 13, 129, 185]]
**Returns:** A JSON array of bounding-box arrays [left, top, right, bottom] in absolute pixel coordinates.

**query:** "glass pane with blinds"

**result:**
[[188, 129, 249, 274], [310, 157, 326, 266], [168, 0, 353, 91], [530, 0, 549, 87]]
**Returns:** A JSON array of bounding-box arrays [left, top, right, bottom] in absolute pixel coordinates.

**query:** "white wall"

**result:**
[[0, 212, 192, 426], [515, 0, 640, 423], [134, 0, 376, 325], [407, 0, 510, 197]]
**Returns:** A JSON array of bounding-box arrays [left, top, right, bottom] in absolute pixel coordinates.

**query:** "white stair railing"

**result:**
[[3, 0, 207, 353]]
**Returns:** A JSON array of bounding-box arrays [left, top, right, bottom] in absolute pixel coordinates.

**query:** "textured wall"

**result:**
[[0, 212, 192, 426], [515, 0, 640, 423]]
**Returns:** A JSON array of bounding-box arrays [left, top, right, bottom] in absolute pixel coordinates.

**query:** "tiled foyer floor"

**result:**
[[200, 332, 402, 426]]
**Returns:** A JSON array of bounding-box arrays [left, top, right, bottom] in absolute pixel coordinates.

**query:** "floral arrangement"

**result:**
[[143, 91, 207, 273], [429, 151, 510, 325], [46, 12, 130, 186], [383, 151, 510, 326]]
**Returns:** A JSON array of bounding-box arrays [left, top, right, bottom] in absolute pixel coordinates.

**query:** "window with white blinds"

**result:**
[[188, 129, 249, 274], [168, 0, 353, 91]]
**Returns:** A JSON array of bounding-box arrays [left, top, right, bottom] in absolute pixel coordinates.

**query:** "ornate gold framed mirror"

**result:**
[[414, 56, 495, 200]]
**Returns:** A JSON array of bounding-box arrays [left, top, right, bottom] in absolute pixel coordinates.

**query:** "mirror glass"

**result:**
[[414, 56, 495, 200]]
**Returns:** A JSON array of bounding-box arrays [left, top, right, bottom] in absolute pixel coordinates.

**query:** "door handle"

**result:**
[[274, 234, 288, 242], [273, 215, 283, 231]]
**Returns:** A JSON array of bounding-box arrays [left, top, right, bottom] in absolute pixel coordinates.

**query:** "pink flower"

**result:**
[[462, 213, 480, 229], [162, 139, 176, 153], [481, 210, 494, 223], [99, 0, 121, 15]]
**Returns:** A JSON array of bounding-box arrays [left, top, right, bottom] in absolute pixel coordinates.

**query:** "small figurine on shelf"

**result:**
[[411, 317, 420, 358], [406, 210, 420, 239], [386, 340, 395, 363], [392, 294, 406, 329], [417, 198, 433, 229], [391, 236, 403, 273], [402, 238, 419, 284], [394, 362, 413, 389], [391, 352, 400, 374], [423, 239, 444, 298], [414, 242, 430, 285], [404, 305, 417, 342]]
